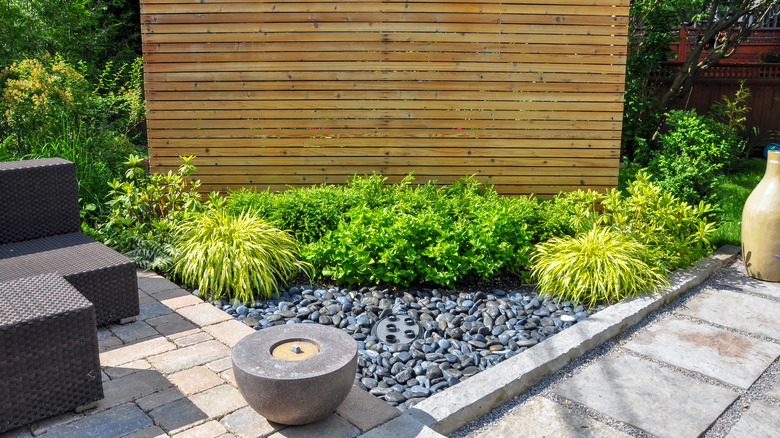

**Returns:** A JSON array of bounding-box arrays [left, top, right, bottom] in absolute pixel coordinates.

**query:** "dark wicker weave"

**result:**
[[0, 158, 81, 245], [0, 274, 103, 433], [0, 233, 139, 325], [0, 158, 139, 325]]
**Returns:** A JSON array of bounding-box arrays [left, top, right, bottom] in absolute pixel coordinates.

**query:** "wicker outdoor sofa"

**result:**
[[0, 158, 140, 431], [0, 158, 139, 325]]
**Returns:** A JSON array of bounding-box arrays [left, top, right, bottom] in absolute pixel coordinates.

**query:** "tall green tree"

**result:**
[[0, 0, 140, 77], [623, 0, 778, 161]]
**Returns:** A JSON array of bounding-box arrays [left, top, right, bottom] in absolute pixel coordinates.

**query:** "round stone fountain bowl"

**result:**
[[231, 324, 358, 425]]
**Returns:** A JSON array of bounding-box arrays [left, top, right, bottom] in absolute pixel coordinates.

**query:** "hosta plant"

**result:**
[[531, 227, 669, 307], [172, 209, 311, 302]]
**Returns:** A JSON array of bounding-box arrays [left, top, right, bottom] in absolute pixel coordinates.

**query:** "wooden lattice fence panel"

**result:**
[[141, 0, 629, 196]]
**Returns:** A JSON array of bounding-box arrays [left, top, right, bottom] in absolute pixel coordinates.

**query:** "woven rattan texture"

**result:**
[[0, 158, 81, 245], [0, 274, 103, 433], [0, 233, 139, 325]]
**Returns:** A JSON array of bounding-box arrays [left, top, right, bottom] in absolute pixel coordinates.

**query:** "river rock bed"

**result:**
[[208, 284, 601, 410]]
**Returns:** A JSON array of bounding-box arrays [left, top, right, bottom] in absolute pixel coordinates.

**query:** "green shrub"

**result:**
[[1, 56, 144, 155], [173, 209, 311, 302], [552, 173, 716, 271], [304, 178, 534, 287], [645, 109, 740, 204], [531, 227, 669, 307], [95, 155, 205, 270], [601, 172, 717, 270]]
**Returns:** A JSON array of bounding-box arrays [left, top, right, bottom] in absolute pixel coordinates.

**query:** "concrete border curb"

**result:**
[[391, 245, 742, 436]]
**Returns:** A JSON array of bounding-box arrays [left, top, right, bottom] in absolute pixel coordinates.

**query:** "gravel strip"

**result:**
[[450, 259, 780, 438]]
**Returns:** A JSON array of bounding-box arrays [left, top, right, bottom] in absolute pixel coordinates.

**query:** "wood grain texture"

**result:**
[[141, 0, 628, 196]]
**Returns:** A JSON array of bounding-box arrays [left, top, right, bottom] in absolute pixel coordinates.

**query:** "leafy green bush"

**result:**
[[304, 178, 534, 287], [173, 209, 311, 302], [552, 172, 716, 271], [95, 155, 205, 271], [531, 227, 669, 307], [645, 109, 740, 204], [1, 56, 144, 155]]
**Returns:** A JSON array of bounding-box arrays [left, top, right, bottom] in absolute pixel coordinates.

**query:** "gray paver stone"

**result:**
[[359, 414, 445, 438], [138, 276, 180, 294], [405, 246, 740, 435], [148, 340, 231, 374], [97, 369, 173, 411], [554, 354, 738, 438], [725, 400, 780, 438], [767, 380, 780, 401], [150, 385, 246, 434], [123, 426, 168, 438], [136, 387, 186, 412], [40, 403, 152, 438], [715, 261, 780, 299], [177, 303, 234, 327], [139, 302, 174, 321], [220, 406, 282, 438], [171, 420, 227, 438], [624, 316, 780, 388], [335, 386, 401, 432], [677, 288, 780, 341], [269, 414, 359, 438], [110, 320, 160, 343], [475, 397, 631, 438]]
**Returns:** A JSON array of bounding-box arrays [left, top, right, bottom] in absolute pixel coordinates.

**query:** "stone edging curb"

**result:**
[[363, 245, 741, 437]]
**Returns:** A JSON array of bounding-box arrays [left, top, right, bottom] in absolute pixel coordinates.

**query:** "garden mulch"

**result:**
[[2, 245, 778, 438]]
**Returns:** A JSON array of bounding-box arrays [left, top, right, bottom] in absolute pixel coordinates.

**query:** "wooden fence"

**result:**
[[140, 0, 629, 196]]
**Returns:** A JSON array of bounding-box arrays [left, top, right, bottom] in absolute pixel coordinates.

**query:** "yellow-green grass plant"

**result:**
[[172, 209, 312, 302], [531, 227, 669, 308]]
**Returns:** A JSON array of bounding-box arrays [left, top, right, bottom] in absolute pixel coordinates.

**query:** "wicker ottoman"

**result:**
[[0, 274, 103, 433]]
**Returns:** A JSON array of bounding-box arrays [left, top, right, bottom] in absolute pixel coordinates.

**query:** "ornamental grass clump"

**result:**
[[531, 227, 669, 307], [173, 209, 311, 302]]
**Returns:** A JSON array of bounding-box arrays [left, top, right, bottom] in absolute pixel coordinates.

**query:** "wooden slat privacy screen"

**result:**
[[141, 0, 629, 196]]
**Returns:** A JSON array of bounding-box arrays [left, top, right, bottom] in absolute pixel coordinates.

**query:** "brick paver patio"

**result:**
[[1, 270, 403, 438]]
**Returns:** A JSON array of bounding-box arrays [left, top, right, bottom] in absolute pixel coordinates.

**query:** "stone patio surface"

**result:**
[[2, 246, 778, 438]]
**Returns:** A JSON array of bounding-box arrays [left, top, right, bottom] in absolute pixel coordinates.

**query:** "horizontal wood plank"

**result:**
[[141, 0, 627, 196]]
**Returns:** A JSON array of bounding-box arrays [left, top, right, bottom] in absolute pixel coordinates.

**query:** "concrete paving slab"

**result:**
[[111, 320, 159, 343], [553, 354, 739, 438], [169, 366, 225, 395], [40, 403, 152, 438], [146, 313, 200, 339], [29, 411, 83, 436], [172, 420, 228, 438], [160, 293, 204, 310], [103, 359, 152, 380], [99, 337, 176, 368], [474, 397, 631, 438], [123, 426, 168, 438], [220, 406, 282, 438], [136, 387, 186, 413], [624, 316, 780, 388], [715, 261, 780, 299], [138, 276, 181, 294], [406, 246, 741, 435], [269, 414, 359, 438], [139, 302, 174, 321], [177, 303, 234, 327], [96, 369, 173, 411], [767, 380, 780, 401], [174, 332, 214, 347], [201, 320, 254, 348], [206, 357, 234, 374], [335, 386, 401, 433], [360, 414, 445, 438], [725, 400, 780, 438], [677, 288, 780, 341], [148, 340, 232, 374]]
